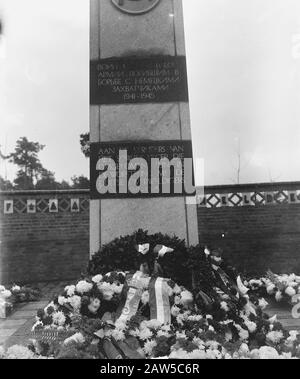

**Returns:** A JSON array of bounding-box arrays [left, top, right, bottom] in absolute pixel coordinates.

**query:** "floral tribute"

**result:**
[[27, 231, 300, 359], [0, 286, 13, 319], [0, 284, 40, 319], [246, 271, 300, 305]]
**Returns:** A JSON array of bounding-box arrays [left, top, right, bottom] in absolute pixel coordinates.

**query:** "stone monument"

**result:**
[[90, 0, 199, 253]]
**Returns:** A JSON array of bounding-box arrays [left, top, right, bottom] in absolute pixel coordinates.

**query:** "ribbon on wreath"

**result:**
[[149, 277, 171, 324], [116, 271, 171, 325], [117, 271, 148, 324], [116, 244, 175, 324]]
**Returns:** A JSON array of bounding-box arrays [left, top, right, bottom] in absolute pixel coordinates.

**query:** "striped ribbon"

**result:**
[[117, 272, 171, 325], [117, 271, 145, 324], [149, 277, 171, 325]]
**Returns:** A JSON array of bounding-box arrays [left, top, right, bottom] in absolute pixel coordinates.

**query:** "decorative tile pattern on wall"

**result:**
[[2, 185, 300, 214], [1, 197, 88, 214], [71, 199, 80, 213], [27, 200, 36, 214], [4, 200, 14, 214], [49, 199, 58, 213], [198, 189, 300, 208]]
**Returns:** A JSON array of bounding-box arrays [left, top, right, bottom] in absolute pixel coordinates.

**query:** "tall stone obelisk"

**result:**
[[90, 0, 199, 253]]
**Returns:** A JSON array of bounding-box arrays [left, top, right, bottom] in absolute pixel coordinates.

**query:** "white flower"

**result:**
[[139, 328, 153, 341], [98, 282, 114, 300], [65, 285, 76, 297], [64, 333, 85, 345], [5, 345, 35, 360], [129, 328, 140, 338], [11, 285, 21, 292], [257, 346, 279, 360], [171, 305, 180, 317], [141, 291, 149, 305], [143, 340, 157, 356], [157, 330, 170, 338], [245, 320, 257, 333], [174, 296, 181, 305], [173, 285, 182, 295], [0, 346, 5, 358], [205, 348, 222, 359], [220, 302, 229, 312], [239, 343, 250, 355], [0, 290, 12, 299], [187, 315, 203, 322], [58, 296, 67, 306], [266, 331, 284, 344], [52, 311, 66, 327], [114, 319, 127, 331], [180, 290, 193, 306], [236, 325, 249, 341], [75, 281, 93, 294], [289, 330, 299, 340], [102, 289, 114, 301], [286, 331, 299, 346], [239, 329, 249, 341], [176, 331, 187, 339], [176, 314, 185, 325], [0, 285, 6, 292], [266, 284, 276, 295], [258, 298, 268, 310], [92, 275, 103, 284], [112, 329, 126, 341], [112, 284, 123, 294], [68, 295, 81, 310], [275, 291, 283, 302], [169, 348, 189, 360], [285, 287, 296, 297]]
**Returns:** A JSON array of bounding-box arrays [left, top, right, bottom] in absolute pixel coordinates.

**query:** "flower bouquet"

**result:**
[[0, 284, 41, 319]]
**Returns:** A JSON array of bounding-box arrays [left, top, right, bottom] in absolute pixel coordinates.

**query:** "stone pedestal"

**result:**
[[90, 0, 199, 252]]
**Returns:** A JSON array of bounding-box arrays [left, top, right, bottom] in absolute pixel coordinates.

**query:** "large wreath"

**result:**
[[31, 231, 300, 360]]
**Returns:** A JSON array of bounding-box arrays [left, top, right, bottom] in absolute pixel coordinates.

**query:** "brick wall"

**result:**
[[1, 182, 300, 284], [198, 182, 300, 275], [0, 190, 89, 284]]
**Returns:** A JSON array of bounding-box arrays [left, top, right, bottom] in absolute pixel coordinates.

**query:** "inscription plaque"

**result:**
[[90, 140, 195, 199], [90, 56, 189, 105]]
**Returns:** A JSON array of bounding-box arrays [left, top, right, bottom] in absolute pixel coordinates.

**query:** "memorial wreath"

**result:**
[[27, 231, 300, 359]]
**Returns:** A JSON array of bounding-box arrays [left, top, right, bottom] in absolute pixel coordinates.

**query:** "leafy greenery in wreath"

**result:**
[[88, 229, 191, 288]]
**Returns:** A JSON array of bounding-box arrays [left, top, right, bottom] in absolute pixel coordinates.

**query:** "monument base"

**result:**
[[90, 197, 198, 254]]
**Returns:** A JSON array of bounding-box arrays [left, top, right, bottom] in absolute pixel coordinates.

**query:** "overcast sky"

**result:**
[[0, 0, 300, 186]]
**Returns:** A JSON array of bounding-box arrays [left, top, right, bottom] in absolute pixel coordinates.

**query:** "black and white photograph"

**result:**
[[0, 0, 300, 362]]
